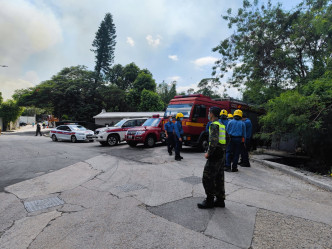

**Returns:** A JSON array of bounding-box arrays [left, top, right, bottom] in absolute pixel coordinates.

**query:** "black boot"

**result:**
[[214, 198, 225, 208], [175, 156, 181, 161], [197, 197, 214, 209]]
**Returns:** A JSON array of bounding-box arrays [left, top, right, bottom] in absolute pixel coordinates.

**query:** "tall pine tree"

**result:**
[[91, 13, 117, 78]]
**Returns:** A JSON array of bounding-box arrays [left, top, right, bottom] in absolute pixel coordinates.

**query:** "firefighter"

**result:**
[[197, 106, 226, 209], [225, 109, 246, 172], [239, 113, 252, 167], [174, 113, 184, 161], [164, 115, 175, 156], [227, 113, 233, 120], [219, 109, 229, 127]]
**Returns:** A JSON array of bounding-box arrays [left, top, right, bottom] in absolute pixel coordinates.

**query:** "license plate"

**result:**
[[128, 135, 133, 139]]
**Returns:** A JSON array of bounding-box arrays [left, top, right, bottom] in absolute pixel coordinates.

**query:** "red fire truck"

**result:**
[[164, 94, 264, 151]]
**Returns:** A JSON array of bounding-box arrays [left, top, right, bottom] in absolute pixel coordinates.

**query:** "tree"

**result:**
[[14, 66, 102, 121], [212, 0, 332, 104], [0, 92, 3, 104], [99, 84, 128, 111], [187, 88, 195, 95], [91, 13, 117, 77], [197, 78, 221, 98], [258, 61, 332, 172], [0, 100, 23, 130], [133, 72, 156, 93], [157, 81, 177, 108], [139, 90, 164, 111]]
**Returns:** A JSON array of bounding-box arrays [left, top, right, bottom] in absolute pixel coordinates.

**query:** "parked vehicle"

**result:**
[[164, 94, 264, 151], [50, 124, 94, 143], [94, 118, 147, 146], [125, 115, 166, 148]]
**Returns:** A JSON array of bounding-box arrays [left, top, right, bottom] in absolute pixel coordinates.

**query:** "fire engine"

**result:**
[[164, 94, 264, 151]]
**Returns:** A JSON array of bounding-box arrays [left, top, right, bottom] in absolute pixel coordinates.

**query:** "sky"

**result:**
[[0, 0, 303, 100]]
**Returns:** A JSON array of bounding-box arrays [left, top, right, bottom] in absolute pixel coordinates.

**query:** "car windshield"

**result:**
[[142, 118, 161, 127], [164, 104, 192, 118], [71, 126, 87, 131], [114, 120, 127, 127]]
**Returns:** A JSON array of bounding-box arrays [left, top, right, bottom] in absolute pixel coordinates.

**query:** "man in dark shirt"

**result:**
[[198, 106, 226, 209], [35, 123, 42, 136]]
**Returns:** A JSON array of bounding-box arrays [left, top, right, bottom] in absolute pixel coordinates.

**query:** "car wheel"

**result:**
[[71, 135, 77, 143], [99, 141, 108, 146], [107, 135, 118, 146], [52, 134, 58, 142], [145, 135, 155, 148], [127, 141, 137, 147]]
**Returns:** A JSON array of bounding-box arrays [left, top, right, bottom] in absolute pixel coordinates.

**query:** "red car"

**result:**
[[125, 115, 166, 147]]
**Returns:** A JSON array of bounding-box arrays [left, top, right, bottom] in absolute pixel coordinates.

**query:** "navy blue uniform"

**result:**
[[164, 121, 175, 155], [240, 118, 252, 167], [226, 119, 246, 170], [174, 120, 184, 159]]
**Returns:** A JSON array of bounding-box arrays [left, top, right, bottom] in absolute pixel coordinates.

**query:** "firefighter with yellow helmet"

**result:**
[[219, 109, 229, 127], [174, 113, 184, 161], [225, 109, 246, 172]]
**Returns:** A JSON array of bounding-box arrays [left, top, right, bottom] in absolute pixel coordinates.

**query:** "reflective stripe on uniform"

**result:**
[[209, 121, 226, 145]]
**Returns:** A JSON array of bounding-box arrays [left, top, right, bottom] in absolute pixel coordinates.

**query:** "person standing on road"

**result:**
[[164, 115, 175, 156], [35, 123, 42, 136], [174, 113, 184, 161], [225, 109, 246, 172], [198, 106, 226, 209], [227, 114, 233, 120], [239, 113, 252, 167]]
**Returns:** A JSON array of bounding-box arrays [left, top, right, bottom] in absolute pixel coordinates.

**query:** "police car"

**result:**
[[50, 124, 94, 143]]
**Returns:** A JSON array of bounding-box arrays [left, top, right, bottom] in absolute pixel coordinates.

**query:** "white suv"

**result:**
[[95, 118, 146, 146]]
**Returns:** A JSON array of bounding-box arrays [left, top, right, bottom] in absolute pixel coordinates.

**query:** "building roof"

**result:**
[[93, 111, 165, 119]]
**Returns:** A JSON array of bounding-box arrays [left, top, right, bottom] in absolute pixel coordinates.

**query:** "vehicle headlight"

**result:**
[[136, 131, 145, 135]]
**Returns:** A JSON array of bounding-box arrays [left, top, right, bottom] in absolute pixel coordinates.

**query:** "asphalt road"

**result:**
[[0, 133, 172, 192], [0, 132, 198, 192]]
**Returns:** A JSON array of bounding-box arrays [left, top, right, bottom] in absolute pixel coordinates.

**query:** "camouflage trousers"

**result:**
[[202, 149, 225, 200]]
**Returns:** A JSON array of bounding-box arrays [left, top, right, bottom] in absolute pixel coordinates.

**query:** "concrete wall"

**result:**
[[19, 116, 36, 124]]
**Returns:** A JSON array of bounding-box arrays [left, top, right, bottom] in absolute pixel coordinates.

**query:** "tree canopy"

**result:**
[[91, 13, 117, 77], [213, 0, 332, 170], [213, 0, 332, 104]]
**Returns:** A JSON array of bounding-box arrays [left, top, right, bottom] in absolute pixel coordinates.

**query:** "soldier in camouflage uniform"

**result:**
[[197, 106, 226, 209]]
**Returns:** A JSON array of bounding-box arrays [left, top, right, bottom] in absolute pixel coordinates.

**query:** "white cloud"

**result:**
[[126, 37, 135, 47], [167, 76, 181, 82], [0, 0, 62, 66], [146, 35, 162, 47], [168, 55, 178, 61], [192, 56, 218, 67], [0, 75, 35, 100], [177, 83, 199, 93]]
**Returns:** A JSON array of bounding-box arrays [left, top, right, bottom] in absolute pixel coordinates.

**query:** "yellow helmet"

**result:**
[[233, 109, 243, 118], [220, 109, 228, 116], [227, 114, 233, 119], [175, 113, 184, 119]]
